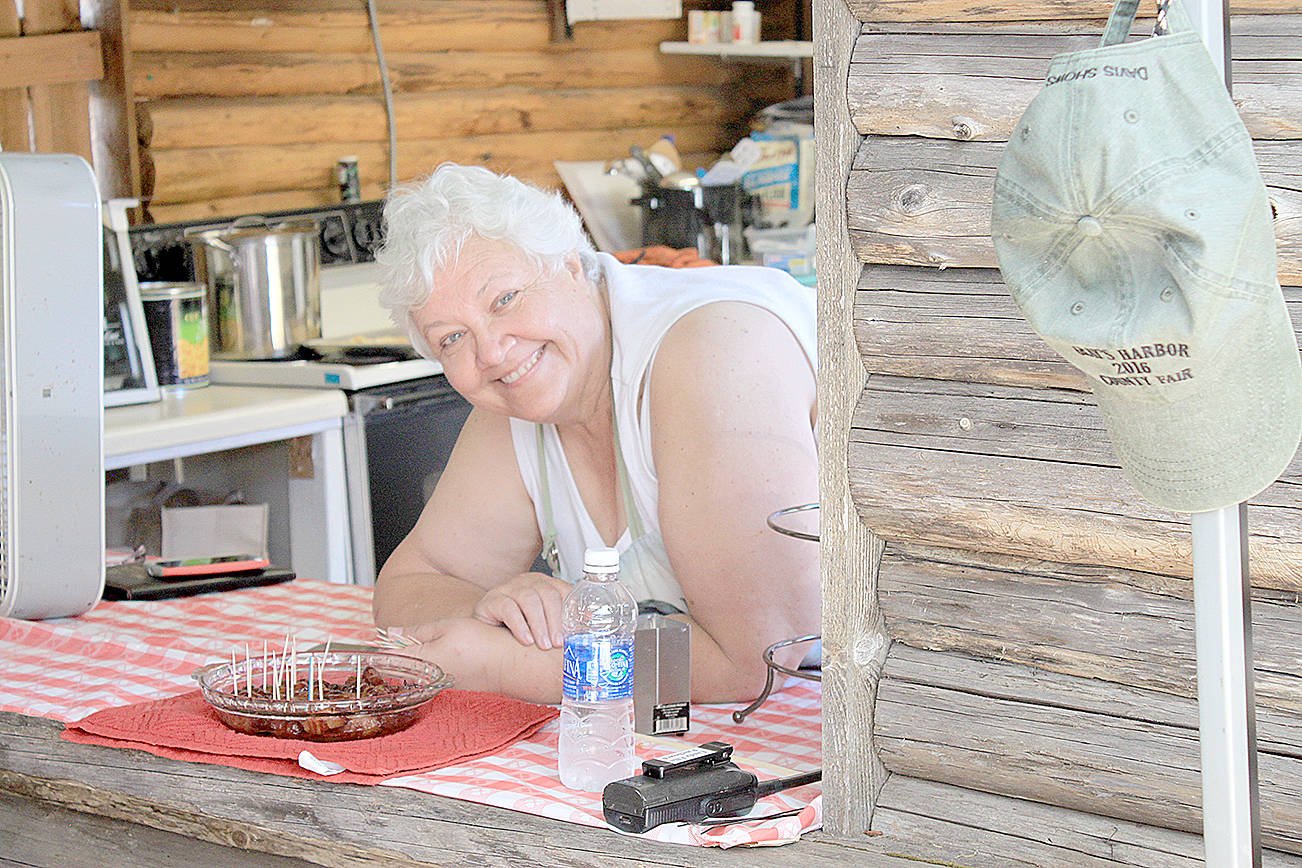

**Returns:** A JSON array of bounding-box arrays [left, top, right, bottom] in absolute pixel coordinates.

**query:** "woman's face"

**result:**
[[411, 236, 607, 424]]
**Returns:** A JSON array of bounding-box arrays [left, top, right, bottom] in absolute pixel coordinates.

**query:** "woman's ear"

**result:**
[[564, 251, 584, 280]]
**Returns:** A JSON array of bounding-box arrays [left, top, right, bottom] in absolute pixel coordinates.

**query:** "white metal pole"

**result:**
[[1179, 1, 1263, 863], [1191, 504, 1261, 866]]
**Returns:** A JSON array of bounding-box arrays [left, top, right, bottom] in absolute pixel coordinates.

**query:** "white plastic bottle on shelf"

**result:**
[[557, 546, 638, 791], [731, 0, 760, 44]]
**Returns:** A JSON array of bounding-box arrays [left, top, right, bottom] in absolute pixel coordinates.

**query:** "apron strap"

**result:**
[[535, 424, 561, 575], [612, 410, 646, 541]]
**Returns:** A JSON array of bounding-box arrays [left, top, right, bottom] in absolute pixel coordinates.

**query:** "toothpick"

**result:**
[[245, 642, 252, 697], [321, 639, 331, 699], [307, 655, 314, 701], [355, 654, 362, 700], [231, 648, 237, 693], [262, 639, 268, 692], [282, 630, 291, 699]]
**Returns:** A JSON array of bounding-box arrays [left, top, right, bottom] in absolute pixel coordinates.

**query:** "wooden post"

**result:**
[[16, 0, 93, 161], [0, 1, 24, 150], [814, 0, 888, 836], [82, 0, 142, 205]]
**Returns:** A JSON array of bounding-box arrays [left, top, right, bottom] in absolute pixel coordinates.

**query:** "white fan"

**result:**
[[0, 153, 105, 618]]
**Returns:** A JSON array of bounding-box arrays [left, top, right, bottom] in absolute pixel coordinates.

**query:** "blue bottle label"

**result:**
[[562, 634, 634, 700]]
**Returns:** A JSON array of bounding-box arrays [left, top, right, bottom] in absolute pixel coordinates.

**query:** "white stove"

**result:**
[[208, 262, 442, 391], [210, 355, 442, 391]]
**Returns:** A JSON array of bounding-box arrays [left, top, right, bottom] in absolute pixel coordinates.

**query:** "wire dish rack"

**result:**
[[733, 503, 821, 723]]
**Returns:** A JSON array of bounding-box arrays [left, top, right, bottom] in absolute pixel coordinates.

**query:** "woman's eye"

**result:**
[[439, 331, 464, 349], [493, 290, 518, 310]]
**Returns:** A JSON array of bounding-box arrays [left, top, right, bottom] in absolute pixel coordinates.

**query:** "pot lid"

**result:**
[[185, 218, 319, 245]]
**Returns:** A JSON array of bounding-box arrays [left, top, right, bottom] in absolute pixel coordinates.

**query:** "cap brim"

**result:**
[[1092, 297, 1302, 513]]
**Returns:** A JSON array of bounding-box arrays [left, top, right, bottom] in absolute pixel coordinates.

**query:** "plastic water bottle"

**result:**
[[558, 546, 638, 791]]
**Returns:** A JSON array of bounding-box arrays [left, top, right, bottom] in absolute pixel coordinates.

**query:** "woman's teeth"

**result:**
[[501, 347, 543, 384]]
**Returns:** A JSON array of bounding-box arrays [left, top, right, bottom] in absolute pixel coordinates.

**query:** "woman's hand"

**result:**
[[471, 572, 572, 650]]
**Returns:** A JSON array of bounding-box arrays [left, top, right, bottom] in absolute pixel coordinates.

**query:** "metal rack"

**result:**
[[732, 503, 821, 724]]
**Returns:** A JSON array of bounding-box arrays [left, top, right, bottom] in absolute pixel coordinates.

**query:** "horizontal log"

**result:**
[[848, 376, 1302, 588], [848, 137, 1302, 284], [875, 645, 1302, 851], [866, 775, 1213, 867], [147, 126, 732, 205], [849, 19, 1302, 141], [846, 0, 1294, 23], [853, 264, 1302, 389], [143, 150, 728, 224], [879, 543, 1302, 723], [0, 31, 102, 89], [1, 791, 320, 868], [128, 1, 686, 54], [140, 86, 759, 149], [854, 265, 1087, 390], [131, 48, 757, 98], [145, 187, 383, 225]]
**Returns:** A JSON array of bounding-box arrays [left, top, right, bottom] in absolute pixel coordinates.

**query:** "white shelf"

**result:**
[[659, 40, 812, 59]]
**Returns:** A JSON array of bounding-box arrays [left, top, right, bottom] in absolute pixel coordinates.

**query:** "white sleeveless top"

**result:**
[[509, 253, 817, 611]]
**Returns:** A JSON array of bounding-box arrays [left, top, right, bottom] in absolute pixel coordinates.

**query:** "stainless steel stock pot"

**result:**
[[186, 217, 322, 359]]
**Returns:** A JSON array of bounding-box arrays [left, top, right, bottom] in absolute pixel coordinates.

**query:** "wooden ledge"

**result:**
[[0, 31, 103, 89]]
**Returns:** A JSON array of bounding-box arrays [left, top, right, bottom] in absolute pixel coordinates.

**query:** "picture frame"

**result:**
[[102, 199, 161, 407]]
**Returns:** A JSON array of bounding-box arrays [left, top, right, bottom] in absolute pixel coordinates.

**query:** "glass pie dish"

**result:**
[[192, 650, 453, 741]]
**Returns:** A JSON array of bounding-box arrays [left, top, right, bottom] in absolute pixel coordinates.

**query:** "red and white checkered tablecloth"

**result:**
[[0, 579, 823, 848]]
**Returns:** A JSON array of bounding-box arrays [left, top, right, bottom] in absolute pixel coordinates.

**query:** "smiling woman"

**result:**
[[370, 164, 818, 706]]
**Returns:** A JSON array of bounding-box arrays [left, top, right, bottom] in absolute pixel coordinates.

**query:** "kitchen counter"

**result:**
[[105, 385, 352, 584], [104, 385, 348, 468]]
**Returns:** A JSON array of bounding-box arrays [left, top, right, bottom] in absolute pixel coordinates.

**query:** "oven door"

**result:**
[[342, 375, 471, 586]]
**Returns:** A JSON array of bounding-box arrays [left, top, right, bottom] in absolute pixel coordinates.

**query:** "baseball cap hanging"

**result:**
[[991, 0, 1302, 513]]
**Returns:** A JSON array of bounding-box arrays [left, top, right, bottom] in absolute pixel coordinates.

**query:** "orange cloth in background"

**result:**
[[613, 246, 715, 268]]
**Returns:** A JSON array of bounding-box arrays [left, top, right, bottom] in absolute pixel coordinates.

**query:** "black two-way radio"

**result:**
[[601, 741, 822, 834]]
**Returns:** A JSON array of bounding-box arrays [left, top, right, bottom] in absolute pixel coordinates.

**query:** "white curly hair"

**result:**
[[375, 163, 600, 356]]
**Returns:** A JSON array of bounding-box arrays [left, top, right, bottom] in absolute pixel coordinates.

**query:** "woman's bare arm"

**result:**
[[648, 300, 820, 703], [373, 408, 545, 627]]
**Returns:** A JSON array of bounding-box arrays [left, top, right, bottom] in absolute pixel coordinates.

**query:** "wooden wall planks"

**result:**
[[845, 0, 1296, 24], [864, 775, 1219, 867], [875, 645, 1302, 852], [128, 0, 799, 222], [829, 0, 1302, 855], [846, 137, 1302, 283], [849, 373, 1302, 587]]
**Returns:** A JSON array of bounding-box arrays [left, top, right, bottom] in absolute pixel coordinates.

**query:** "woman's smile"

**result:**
[[499, 346, 545, 386]]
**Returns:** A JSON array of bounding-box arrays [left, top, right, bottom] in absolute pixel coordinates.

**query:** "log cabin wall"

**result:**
[[127, 0, 802, 224], [818, 0, 1302, 861]]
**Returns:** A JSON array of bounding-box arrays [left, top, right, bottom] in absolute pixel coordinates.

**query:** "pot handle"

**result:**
[[198, 215, 266, 258], [200, 234, 236, 255]]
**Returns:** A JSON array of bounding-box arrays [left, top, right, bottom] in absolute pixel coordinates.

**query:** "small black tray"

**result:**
[[104, 562, 295, 600]]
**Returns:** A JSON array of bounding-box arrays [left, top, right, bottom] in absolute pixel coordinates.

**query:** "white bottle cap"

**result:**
[[583, 547, 620, 572]]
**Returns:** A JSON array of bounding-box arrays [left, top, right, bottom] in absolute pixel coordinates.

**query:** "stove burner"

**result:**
[[264, 344, 421, 366]]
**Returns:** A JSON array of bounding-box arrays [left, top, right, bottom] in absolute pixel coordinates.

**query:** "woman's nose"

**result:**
[[474, 326, 512, 367]]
